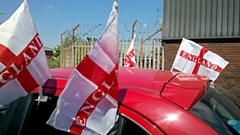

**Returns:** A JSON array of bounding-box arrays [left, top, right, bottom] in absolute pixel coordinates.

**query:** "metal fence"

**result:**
[[60, 39, 164, 70], [60, 21, 164, 69]]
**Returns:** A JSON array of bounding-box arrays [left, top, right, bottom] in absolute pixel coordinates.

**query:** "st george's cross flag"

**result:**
[[124, 34, 136, 67], [47, 2, 118, 135], [171, 38, 229, 82], [0, 0, 50, 106]]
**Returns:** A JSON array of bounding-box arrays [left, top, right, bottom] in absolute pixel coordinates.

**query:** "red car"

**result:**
[[0, 67, 240, 135]]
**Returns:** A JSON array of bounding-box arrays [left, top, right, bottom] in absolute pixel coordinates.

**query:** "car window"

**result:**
[[2, 93, 150, 135], [190, 84, 240, 135], [0, 95, 31, 135], [22, 94, 150, 135], [3, 94, 150, 135], [0, 94, 73, 135], [20, 94, 73, 135], [121, 117, 149, 135], [0, 104, 8, 126], [108, 114, 150, 135]]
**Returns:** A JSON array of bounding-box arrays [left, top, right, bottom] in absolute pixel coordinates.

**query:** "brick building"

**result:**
[[162, 0, 240, 98]]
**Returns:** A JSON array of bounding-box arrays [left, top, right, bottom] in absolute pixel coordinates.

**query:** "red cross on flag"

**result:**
[[47, 2, 118, 135], [124, 34, 136, 67], [0, 0, 50, 106], [171, 38, 229, 82]]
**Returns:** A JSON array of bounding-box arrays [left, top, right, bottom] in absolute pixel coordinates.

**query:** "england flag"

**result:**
[[124, 34, 136, 67], [47, 1, 118, 135], [0, 0, 50, 106], [171, 38, 229, 82]]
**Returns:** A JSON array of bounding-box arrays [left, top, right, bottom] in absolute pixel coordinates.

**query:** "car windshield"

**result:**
[[190, 83, 240, 135]]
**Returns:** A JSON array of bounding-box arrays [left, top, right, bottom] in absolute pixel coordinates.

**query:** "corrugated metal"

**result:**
[[162, 0, 240, 40]]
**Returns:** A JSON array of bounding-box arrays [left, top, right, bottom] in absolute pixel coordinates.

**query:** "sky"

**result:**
[[0, 0, 163, 49]]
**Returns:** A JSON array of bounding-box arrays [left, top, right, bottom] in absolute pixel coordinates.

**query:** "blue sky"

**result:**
[[0, 0, 163, 48]]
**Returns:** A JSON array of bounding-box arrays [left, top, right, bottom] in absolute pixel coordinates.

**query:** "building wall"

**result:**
[[162, 0, 240, 40], [164, 41, 240, 98], [45, 51, 53, 59]]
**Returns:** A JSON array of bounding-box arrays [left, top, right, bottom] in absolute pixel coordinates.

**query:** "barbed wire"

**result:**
[[62, 21, 162, 44], [62, 5, 163, 44]]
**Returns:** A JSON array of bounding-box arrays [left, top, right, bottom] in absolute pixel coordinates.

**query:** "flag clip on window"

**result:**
[[35, 86, 48, 105]]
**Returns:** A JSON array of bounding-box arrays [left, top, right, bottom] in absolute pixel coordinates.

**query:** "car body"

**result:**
[[0, 67, 240, 135]]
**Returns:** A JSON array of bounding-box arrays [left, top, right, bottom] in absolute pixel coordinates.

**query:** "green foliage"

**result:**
[[48, 45, 61, 68], [48, 57, 60, 68], [86, 37, 97, 44], [62, 34, 97, 46], [53, 45, 60, 58]]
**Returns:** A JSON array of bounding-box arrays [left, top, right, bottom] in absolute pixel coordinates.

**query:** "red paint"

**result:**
[[34, 66, 218, 134]]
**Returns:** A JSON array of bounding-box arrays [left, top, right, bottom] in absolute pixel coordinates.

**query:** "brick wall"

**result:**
[[164, 42, 240, 99]]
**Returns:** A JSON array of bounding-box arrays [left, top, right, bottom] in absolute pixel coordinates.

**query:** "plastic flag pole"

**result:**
[[35, 86, 48, 102]]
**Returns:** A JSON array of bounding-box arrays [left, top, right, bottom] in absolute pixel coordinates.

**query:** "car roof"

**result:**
[[39, 67, 209, 110], [118, 67, 209, 110], [36, 67, 214, 134]]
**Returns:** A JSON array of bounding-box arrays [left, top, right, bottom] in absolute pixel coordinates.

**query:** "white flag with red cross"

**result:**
[[171, 38, 229, 82], [124, 34, 136, 67], [0, 0, 50, 106], [47, 2, 118, 135]]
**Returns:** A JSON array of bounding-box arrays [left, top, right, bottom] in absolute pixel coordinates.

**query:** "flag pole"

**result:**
[[114, 0, 118, 10], [170, 55, 175, 71], [170, 60, 175, 71], [24, 0, 48, 103], [35, 86, 48, 102], [114, 0, 118, 12]]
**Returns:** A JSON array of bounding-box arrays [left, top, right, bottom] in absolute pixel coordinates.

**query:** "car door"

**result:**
[[108, 105, 164, 135]]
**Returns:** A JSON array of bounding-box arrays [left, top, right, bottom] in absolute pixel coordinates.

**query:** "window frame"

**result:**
[[116, 104, 165, 135]]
